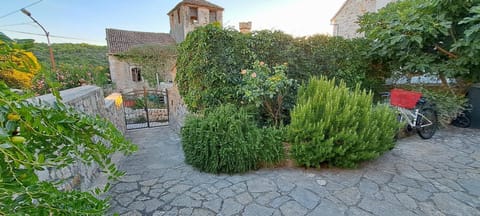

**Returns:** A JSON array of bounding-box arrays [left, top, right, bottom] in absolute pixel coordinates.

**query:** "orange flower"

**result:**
[[251, 72, 257, 78], [259, 61, 265, 66], [241, 69, 247, 75]]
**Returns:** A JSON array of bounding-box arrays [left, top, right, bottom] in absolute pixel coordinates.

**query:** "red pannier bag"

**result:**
[[390, 88, 422, 109]]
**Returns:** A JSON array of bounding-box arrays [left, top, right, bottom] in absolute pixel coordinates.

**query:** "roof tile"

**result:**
[[106, 28, 175, 54]]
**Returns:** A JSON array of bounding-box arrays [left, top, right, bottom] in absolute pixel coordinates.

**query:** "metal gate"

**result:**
[[123, 88, 169, 130]]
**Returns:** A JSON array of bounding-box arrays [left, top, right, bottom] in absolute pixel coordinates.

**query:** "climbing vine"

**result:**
[[116, 44, 177, 86], [176, 24, 254, 111]]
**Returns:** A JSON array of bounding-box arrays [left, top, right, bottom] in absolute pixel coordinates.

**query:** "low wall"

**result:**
[[167, 85, 188, 132], [33, 85, 126, 191], [125, 108, 168, 124]]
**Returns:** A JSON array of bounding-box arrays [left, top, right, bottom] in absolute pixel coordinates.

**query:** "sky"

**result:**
[[1, 0, 346, 45]]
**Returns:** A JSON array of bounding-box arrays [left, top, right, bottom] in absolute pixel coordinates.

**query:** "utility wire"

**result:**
[[0, 22, 35, 28], [0, 0, 44, 20], [0, 29, 105, 43]]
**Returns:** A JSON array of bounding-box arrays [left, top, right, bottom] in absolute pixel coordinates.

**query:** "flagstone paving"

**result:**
[[107, 126, 480, 216]]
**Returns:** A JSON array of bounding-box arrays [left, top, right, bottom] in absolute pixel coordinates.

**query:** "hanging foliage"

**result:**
[[358, 0, 480, 85], [116, 44, 177, 86]]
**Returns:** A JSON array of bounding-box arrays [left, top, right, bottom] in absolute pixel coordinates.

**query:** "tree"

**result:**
[[0, 33, 137, 214], [0, 38, 40, 89], [29, 43, 111, 94], [358, 0, 480, 86], [0, 82, 137, 215]]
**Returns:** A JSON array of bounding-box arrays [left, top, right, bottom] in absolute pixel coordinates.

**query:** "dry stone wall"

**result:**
[[125, 107, 168, 123], [32, 85, 126, 191], [167, 85, 188, 132]]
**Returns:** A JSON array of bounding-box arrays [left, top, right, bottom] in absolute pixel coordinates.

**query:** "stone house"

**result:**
[[331, 0, 397, 38], [106, 29, 175, 92], [106, 0, 224, 92]]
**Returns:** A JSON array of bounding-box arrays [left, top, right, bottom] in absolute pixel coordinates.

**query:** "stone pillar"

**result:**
[[239, 22, 252, 34]]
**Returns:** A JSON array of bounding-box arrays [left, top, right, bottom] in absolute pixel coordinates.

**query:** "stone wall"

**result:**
[[105, 92, 127, 133], [169, 7, 186, 43], [332, 0, 397, 38], [125, 107, 168, 123], [167, 85, 188, 132], [169, 5, 223, 43], [33, 85, 126, 191], [239, 21, 252, 34], [332, 0, 376, 38], [108, 55, 148, 92]]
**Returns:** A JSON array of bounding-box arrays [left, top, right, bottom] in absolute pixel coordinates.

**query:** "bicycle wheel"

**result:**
[[452, 114, 471, 128], [416, 107, 437, 139]]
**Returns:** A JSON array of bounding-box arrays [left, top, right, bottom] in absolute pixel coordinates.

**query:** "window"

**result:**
[[189, 7, 198, 24], [209, 10, 217, 23], [131, 67, 142, 82]]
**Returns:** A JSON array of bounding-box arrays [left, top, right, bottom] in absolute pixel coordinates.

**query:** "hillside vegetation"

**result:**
[[29, 43, 108, 68], [27, 43, 110, 93]]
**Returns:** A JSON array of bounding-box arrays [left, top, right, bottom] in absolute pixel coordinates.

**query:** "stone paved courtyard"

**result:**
[[107, 126, 480, 216]]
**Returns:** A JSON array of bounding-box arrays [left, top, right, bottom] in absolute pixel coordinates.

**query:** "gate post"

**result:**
[[144, 87, 150, 128]]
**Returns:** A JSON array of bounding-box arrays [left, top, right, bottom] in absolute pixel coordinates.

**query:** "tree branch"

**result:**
[[435, 44, 458, 59]]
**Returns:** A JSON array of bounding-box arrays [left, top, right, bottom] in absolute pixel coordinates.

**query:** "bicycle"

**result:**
[[382, 89, 438, 139]]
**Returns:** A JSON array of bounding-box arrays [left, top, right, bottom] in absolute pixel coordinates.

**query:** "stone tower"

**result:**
[[239, 22, 252, 34], [168, 0, 224, 43]]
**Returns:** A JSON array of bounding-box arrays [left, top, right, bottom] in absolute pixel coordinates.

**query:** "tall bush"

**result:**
[[181, 104, 284, 174], [176, 24, 254, 111], [246, 30, 294, 69], [289, 36, 380, 88], [288, 77, 398, 168], [176, 26, 386, 114]]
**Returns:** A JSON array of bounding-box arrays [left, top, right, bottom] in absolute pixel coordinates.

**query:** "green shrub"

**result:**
[[181, 104, 285, 174], [239, 61, 297, 127], [420, 87, 470, 127], [176, 24, 253, 112], [288, 77, 399, 168], [258, 127, 286, 166]]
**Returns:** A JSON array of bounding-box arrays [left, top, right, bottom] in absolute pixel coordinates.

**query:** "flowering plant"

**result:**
[[240, 61, 296, 126]]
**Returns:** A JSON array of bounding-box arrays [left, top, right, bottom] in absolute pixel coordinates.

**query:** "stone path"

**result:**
[[107, 126, 480, 216]]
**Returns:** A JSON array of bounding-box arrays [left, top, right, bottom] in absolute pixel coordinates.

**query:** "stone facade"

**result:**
[[106, 28, 175, 92], [106, 1, 223, 92], [331, 0, 397, 38], [239, 21, 252, 34], [105, 0, 224, 131], [168, 0, 224, 43], [167, 66, 188, 132], [33, 85, 126, 191], [108, 55, 148, 92]]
